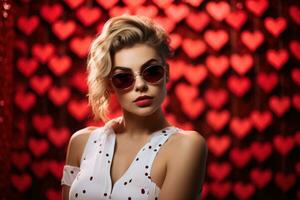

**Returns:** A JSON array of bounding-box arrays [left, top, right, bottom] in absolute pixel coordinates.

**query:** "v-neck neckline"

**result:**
[[106, 124, 175, 196]]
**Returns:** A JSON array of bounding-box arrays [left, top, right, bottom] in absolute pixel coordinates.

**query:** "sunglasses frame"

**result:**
[[109, 63, 166, 91]]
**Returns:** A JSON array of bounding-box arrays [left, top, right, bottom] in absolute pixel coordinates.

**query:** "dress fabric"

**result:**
[[61, 119, 182, 200]]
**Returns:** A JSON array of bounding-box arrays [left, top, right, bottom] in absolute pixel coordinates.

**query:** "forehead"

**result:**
[[112, 43, 161, 71]]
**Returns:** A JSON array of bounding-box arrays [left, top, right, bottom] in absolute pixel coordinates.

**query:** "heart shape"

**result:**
[[52, 20, 76, 40], [256, 72, 278, 93], [251, 141, 272, 162], [48, 160, 64, 178], [17, 57, 39, 77], [230, 54, 253, 75], [206, 110, 230, 131], [206, 55, 229, 77], [175, 83, 199, 104], [229, 147, 252, 168], [250, 168, 272, 189], [29, 75, 53, 95], [241, 30, 264, 51], [204, 89, 228, 109], [76, 7, 102, 26], [207, 135, 231, 157], [70, 36, 93, 58], [32, 43, 55, 63], [183, 64, 207, 85], [70, 71, 88, 92], [48, 55, 71, 76], [11, 151, 31, 170], [40, 4, 62, 23], [48, 127, 70, 148], [182, 98, 205, 119], [264, 17, 287, 37], [233, 182, 255, 200], [208, 161, 232, 181], [230, 117, 253, 139], [32, 114, 53, 134], [14, 90, 36, 112], [204, 29, 228, 51], [169, 33, 182, 50], [31, 160, 49, 178], [206, 1, 230, 21], [28, 138, 49, 157], [209, 181, 232, 199], [165, 3, 189, 22], [48, 86, 71, 106], [275, 172, 296, 192], [225, 10, 247, 30], [250, 110, 272, 132], [266, 49, 289, 70], [153, 16, 176, 33], [182, 38, 206, 58], [11, 174, 32, 192], [185, 12, 210, 32], [67, 99, 90, 120], [245, 0, 269, 17], [227, 75, 251, 97], [269, 96, 291, 117], [17, 16, 39, 36], [273, 135, 295, 156]]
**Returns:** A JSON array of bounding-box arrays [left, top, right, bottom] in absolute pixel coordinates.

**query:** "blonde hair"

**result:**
[[86, 15, 173, 122]]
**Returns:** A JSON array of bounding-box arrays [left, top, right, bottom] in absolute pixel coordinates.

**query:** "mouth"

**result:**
[[133, 96, 154, 102]]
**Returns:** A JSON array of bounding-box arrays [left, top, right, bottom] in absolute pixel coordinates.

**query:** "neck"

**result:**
[[116, 108, 171, 138]]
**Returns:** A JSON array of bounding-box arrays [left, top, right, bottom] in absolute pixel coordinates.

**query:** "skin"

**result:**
[[62, 43, 208, 200]]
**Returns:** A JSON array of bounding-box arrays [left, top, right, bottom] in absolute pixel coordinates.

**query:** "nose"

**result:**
[[134, 73, 148, 92]]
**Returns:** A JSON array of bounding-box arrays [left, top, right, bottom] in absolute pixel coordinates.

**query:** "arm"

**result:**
[[158, 131, 208, 200], [61, 127, 97, 200]]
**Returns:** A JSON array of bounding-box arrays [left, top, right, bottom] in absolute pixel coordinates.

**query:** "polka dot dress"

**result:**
[[62, 118, 182, 200]]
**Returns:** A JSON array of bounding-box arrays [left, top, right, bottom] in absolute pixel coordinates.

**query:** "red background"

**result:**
[[0, 0, 299, 199]]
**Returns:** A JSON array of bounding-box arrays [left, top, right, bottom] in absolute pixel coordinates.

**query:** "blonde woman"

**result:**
[[61, 15, 208, 200]]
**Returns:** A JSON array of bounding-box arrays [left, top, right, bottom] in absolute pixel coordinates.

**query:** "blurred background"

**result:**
[[0, 0, 299, 199]]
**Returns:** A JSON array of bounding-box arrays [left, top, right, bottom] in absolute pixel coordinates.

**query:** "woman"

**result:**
[[61, 15, 207, 200]]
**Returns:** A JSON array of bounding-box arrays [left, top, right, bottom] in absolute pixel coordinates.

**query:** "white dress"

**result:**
[[61, 118, 182, 200]]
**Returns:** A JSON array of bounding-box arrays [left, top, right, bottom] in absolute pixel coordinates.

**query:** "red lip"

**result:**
[[133, 95, 153, 102]]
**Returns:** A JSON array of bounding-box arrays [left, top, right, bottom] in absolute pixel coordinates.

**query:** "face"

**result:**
[[109, 43, 169, 117]]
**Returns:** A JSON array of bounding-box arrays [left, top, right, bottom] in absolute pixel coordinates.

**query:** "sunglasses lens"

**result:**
[[111, 73, 134, 90], [143, 65, 165, 83]]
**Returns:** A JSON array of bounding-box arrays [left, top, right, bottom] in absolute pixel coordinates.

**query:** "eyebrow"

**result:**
[[112, 58, 160, 70]]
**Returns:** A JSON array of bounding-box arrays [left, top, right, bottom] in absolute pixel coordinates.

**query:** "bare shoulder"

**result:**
[[65, 126, 99, 167]]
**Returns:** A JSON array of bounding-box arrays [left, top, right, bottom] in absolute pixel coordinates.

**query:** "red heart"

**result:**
[[207, 135, 231, 157], [48, 55, 71, 75], [165, 4, 189, 22], [185, 12, 210, 32], [269, 96, 291, 117], [96, 0, 118, 9], [175, 83, 199, 104], [233, 182, 255, 200], [109, 6, 132, 17], [245, 0, 269, 17], [153, 16, 176, 33], [227, 75, 251, 97], [11, 151, 31, 170], [250, 110, 272, 132], [230, 54, 253, 75], [32, 114, 53, 134], [204, 29, 228, 51], [209, 181, 232, 199], [264, 17, 287, 37], [229, 147, 252, 168], [204, 89, 228, 109], [251, 141, 272, 162], [182, 99, 205, 119], [182, 38, 206, 58], [206, 110, 230, 131], [52, 20, 76, 40], [273, 135, 295, 156], [64, 0, 84, 9], [70, 71, 88, 92], [168, 59, 185, 81], [225, 10, 247, 30], [48, 127, 70, 148], [67, 99, 90, 120], [17, 16, 39, 36], [275, 172, 296, 192], [292, 94, 300, 111], [32, 43, 55, 63], [123, 0, 146, 7], [256, 72, 278, 93], [241, 30, 264, 51], [169, 33, 182, 50], [134, 5, 158, 18], [48, 160, 64, 178], [206, 1, 230, 21], [183, 0, 203, 7], [208, 161, 232, 181], [28, 138, 49, 157], [70, 36, 92, 58], [17, 57, 39, 77], [266, 49, 289, 70], [184, 64, 207, 85], [291, 68, 300, 86], [31, 160, 49, 178], [153, 0, 174, 8], [46, 189, 61, 200], [11, 174, 32, 192], [48, 86, 71, 106], [230, 117, 252, 139], [250, 168, 272, 189], [289, 40, 300, 60], [30, 75, 52, 95], [206, 55, 229, 77], [289, 5, 300, 25], [14, 90, 36, 112], [76, 7, 102, 26], [40, 4, 63, 23]]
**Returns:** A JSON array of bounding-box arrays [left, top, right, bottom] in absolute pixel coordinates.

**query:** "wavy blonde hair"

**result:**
[[86, 15, 173, 122]]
